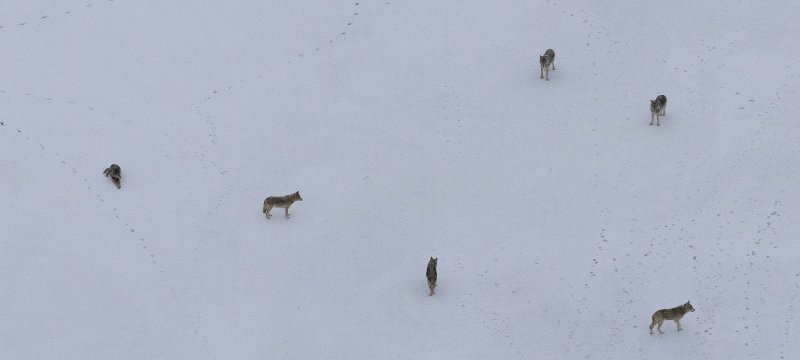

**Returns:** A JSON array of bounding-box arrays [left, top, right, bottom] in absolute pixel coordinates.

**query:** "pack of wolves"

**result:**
[[97, 48, 687, 336]]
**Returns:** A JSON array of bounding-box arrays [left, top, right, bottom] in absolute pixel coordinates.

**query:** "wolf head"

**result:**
[[539, 55, 550, 68], [650, 99, 661, 113], [684, 301, 695, 312], [291, 191, 303, 201], [652, 96, 667, 110]]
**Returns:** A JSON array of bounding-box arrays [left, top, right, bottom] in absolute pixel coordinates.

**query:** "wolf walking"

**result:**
[[103, 164, 122, 189], [540, 49, 555, 81], [649, 95, 668, 126], [263, 191, 303, 219], [649, 301, 695, 334], [426, 257, 438, 296]]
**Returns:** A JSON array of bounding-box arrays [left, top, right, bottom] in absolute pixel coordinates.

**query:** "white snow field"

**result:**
[[2, 1, 799, 359]]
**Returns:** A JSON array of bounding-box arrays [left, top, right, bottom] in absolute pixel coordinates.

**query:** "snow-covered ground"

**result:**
[[2, 1, 799, 359]]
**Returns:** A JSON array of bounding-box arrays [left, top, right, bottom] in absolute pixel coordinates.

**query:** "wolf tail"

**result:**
[[262, 201, 267, 213]]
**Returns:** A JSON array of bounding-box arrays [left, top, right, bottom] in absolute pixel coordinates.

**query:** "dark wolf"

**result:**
[[649, 94, 668, 126], [103, 164, 122, 189], [540, 49, 555, 81], [426, 257, 438, 296]]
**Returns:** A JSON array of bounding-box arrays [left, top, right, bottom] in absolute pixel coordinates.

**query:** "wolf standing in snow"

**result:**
[[103, 164, 122, 189], [649, 301, 695, 334], [263, 191, 303, 219], [426, 257, 438, 296], [649, 94, 667, 126], [540, 49, 555, 81]]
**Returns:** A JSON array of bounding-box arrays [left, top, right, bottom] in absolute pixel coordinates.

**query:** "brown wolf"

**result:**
[[426, 257, 438, 296], [103, 164, 121, 189], [262, 191, 302, 219], [649, 301, 695, 334]]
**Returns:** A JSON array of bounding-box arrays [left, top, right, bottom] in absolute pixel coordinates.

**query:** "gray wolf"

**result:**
[[263, 191, 303, 219], [103, 164, 121, 189], [649, 95, 668, 126], [649, 301, 695, 334], [540, 49, 555, 81], [426, 257, 438, 296]]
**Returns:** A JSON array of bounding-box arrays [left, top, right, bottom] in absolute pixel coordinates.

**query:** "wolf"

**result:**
[[539, 49, 555, 81], [103, 164, 122, 189], [649, 94, 668, 126], [426, 257, 438, 296], [649, 301, 695, 334], [262, 191, 302, 219]]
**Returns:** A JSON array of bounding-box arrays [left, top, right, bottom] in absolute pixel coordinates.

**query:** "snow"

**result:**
[[2, 1, 799, 359]]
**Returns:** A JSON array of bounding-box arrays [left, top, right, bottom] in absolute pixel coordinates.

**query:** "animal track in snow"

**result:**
[[299, 1, 393, 57], [188, 86, 238, 217], [0, 1, 118, 33], [1, 89, 165, 278]]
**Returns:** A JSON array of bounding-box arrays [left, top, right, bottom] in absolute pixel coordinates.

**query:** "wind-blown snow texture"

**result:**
[[2, 1, 799, 359]]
